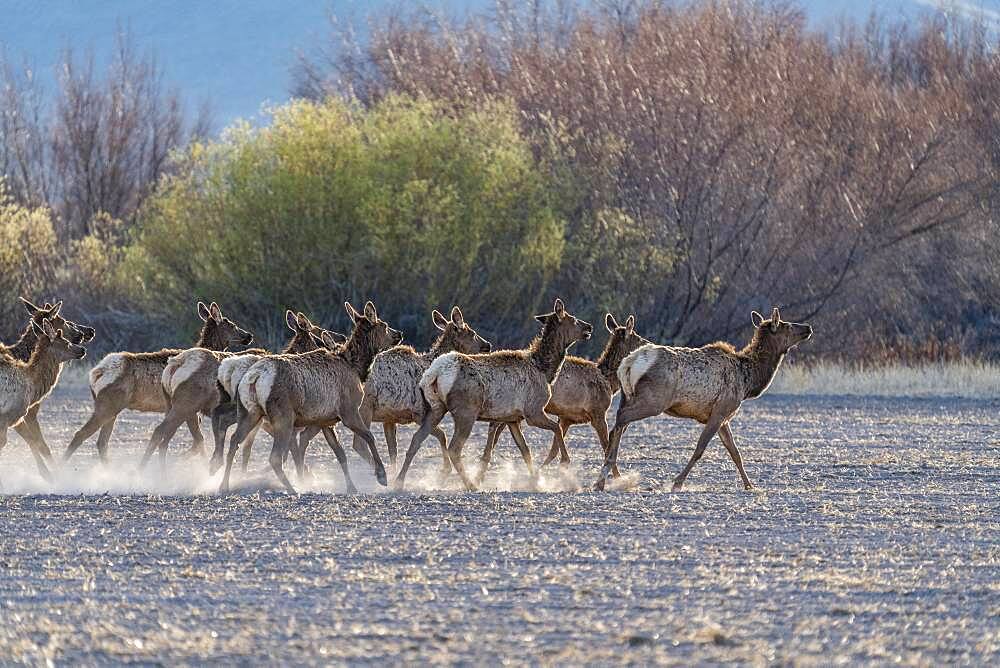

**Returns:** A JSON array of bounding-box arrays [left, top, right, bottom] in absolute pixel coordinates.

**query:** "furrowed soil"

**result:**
[[1, 385, 998, 665]]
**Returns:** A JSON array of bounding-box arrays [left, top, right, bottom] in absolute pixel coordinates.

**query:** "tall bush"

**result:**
[[125, 96, 567, 346]]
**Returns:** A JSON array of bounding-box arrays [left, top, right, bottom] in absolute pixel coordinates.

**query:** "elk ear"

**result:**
[[321, 330, 343, 349], [209, 302, 223, 323], [197, 301, 211, 322], [42, 319, 58, 341], [20, 297, 41, 315], [751, 311, 765, 328], [605, 313, 619, 332], [344, 302, 360, 323], [296, 312, 313, 331], [535, 311, 553, 324], [285, 310, 298, 331], [450, 306, 464, 327], [625, 315, 635, 333], [432, 309, 448, 331], [771, 307, 781, 329], [553, 298, 565, 317], [326, 329, 348, 345], [363, 301, 378, 323], [49, 300, 63, 316]]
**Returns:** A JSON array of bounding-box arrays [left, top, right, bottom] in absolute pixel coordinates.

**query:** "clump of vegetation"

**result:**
[[124, 96, 570, 345]]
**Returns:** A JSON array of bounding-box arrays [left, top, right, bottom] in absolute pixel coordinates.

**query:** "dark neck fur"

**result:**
[[283, 330, 317, 355], [195, 320, 228, 351], [739, 329, 786, 399], [596, 335, 640, 392], [24, 340, 64, 404], [339, 324, 380, 382], [529, 320, 573, 383], [6, 322, 38, 362]]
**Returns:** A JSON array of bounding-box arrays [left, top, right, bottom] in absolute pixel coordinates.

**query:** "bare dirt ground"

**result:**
[[1, 384, 999, 665]]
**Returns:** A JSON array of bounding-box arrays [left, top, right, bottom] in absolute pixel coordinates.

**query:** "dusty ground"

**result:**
[[1, 385, 999, 665]]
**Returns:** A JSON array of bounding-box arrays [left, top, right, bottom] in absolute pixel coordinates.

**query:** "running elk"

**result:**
[[1, 299, 95, 470], [346, 306, 491, 472], [208, 311, 346, 474], [395, 299, 592, 491], [63, 302, 253, 463], [0, 320, 86, 481], [596, 307, 812, 491], [222, 301, 401, 494], [480, 313, 648, 482]]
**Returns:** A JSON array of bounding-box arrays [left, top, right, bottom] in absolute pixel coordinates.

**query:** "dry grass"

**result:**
[[772, 359, 1000, 398]]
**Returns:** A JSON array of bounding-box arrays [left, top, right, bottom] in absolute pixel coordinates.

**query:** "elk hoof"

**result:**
[[374, 466, 388, 487], [593, 478, 606, 492], [671, 481, 684, 492]]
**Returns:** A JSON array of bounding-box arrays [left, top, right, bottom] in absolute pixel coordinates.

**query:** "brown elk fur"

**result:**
[[344, 305, 491, 473], [138, 310, 342, 469], [395, 299, 592, 491], [221, 301, 401, 494], [0, 319, 86, 481], [595, 307, 812, 491], [481, 313, 649, 481], [63, 302, 253, 463], [3, 299, 95, 361], [207, 312, 347, 475], [1, 299, 95, 471]]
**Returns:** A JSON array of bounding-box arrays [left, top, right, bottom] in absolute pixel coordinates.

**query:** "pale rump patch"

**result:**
[[619, 344, 659, 399], [219, 354, 259, 398], [239, 361, 276, 414], [90, 354, 126, 396], [161, 353, 200, 396], [420, 352, 462, 407]]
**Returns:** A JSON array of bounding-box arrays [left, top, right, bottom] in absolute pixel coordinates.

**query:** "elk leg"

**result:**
[[140, 409, 187, 469], [64, 401, 121, 462], [541, 418, 572, 467], [181, 415, 206, 458], [383, 422, 399, 467], [220, 409, 261, 493], [525, 412, 563, 473], [21, 406, 54, 465], [445, 411, 477, 491], [672, 411, 728, 492], [268, 418, 298, 494], [394, 406, 446, 489], [590, 416, 620, 478], [507, 421, 536, 478], [475, 421, 505, 485], [13, 421, 53, 481], [718, 422, 753, 490], [209, 402, 237, 472], [341, 408, 387, 486], [240, 421, 262, 472], [321, 427, 357, 493], [596, 395, 662, 491], [432, 426, 450, 476], [95, 417, 118, 465]]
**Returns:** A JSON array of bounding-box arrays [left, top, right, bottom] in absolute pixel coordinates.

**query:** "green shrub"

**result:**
[[124, 96, 567, 344]]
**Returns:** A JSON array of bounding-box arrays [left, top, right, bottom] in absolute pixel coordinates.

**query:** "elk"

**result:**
[[478, 313, 648, 482], [206, 311, 346, 474], [63, 302, 253, 463], [221, 301, 401, 494], [395, 298, 592, 491], [343, 306, 491, 472], [0, 319, 87, 481], [3, 298, 95, 361], [595, 307, 812, 492], [1, 299, 95, 470]]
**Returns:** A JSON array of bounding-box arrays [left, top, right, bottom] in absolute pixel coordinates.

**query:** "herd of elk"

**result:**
[[0, 296, 812, 493]]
